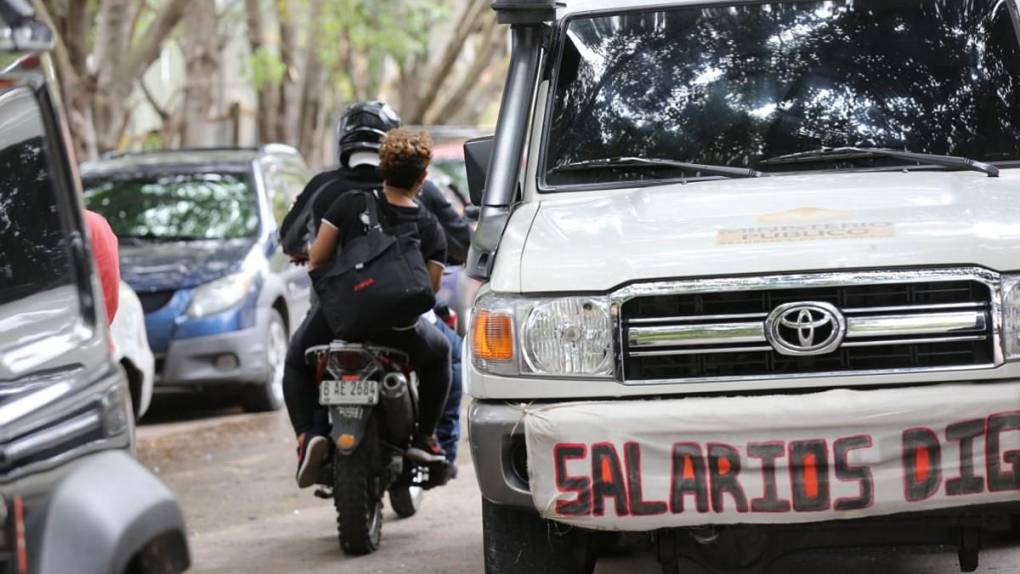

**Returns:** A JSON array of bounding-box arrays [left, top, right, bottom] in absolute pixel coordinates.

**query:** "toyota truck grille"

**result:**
[[618, 270, 999, 383]]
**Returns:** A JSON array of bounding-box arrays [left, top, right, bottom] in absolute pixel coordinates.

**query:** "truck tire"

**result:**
[[240, 309, 287, 412], [334, 418, 383, 555], [482, 498, 595, 574]]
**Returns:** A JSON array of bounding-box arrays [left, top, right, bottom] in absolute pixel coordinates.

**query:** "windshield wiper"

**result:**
[[550, 157, 762, 179], [759, 147, 999, 178]]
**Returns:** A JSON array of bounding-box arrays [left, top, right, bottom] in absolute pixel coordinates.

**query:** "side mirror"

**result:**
[[464, 135, 494, 206]]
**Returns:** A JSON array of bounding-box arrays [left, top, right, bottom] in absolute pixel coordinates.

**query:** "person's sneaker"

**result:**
[[296, 433, 330, 489], [405, 434, 446, 463]]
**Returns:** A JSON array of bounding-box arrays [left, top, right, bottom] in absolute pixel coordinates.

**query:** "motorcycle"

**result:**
[[306, 341, 450, 555]]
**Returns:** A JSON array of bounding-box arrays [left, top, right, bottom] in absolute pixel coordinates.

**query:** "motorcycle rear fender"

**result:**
[[330, 405, 373, 455]]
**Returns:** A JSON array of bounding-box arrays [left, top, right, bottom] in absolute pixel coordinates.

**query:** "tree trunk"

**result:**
[[245, 0, 278, 143], [92, 0, 132, 151], [297, 0, 325, 159], [274, 0, 298, 144], [34, 0, 93, 159], [427, 14, 503, 125], [403, 0, 488, 124], [180, 1, 220, 146], [89, 0, 194, 152]]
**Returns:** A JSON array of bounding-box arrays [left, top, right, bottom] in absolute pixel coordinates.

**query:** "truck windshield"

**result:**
[[84, 171, 259, 240], [544, 0, 1020, 188]]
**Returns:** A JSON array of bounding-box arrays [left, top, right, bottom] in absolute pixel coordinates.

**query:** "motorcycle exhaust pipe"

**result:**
[[379, 372, 414, 445]]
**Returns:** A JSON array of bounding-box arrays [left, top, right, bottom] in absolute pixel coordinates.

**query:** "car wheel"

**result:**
[[240, 309, 287, 412]]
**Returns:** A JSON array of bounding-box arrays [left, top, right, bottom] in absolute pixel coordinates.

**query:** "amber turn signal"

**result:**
[[472, 310, 514, 362]]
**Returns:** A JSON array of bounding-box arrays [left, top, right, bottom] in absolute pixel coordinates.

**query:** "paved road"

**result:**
[[138, 396, 482, 574], [136, 398, 1018, 574]]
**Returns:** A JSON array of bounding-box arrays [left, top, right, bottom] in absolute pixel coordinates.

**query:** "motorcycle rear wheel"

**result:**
[[389, 484, 423, 518], [334, 417, 383, 555]]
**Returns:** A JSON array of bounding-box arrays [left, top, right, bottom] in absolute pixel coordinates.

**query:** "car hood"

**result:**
[[514, 170, 1020, 293], [120, 238, 256, 292]]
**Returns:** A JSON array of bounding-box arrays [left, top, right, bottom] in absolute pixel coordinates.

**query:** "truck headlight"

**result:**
[[1003, 275, 1020, 360], [187, 272, 253, 318], [470, 293, 615, 378]]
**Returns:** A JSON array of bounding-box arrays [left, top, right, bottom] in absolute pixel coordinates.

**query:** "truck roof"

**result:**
[[560, 0, 771, 17]]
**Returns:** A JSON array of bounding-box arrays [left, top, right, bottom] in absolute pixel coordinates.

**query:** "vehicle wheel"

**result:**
[[240, 309, 287, 412], [482, 498, 596, 574], [334, 417, 383, 555], [389, 484, 423, 518]]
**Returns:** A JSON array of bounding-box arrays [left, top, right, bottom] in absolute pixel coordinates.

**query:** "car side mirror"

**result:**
[[464, 135, 494, 206]]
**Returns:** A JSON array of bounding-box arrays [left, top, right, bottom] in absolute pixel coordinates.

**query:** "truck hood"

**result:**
[[120, 238, 256, 292], [517, 170, 1020, 293]]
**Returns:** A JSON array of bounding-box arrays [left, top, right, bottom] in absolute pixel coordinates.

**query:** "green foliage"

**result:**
[[250, 46, 287, 90], [333, 0, 440, 59], [318, 0, 453, 95]]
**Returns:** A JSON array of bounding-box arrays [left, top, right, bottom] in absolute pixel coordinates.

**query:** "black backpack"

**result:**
[[278, 172, 382, 258], [279, 179, 330, 258], [309, 191, 436, 339]]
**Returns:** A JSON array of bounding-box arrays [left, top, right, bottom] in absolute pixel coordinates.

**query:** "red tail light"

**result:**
[[443, 309, 458, 332], [315, 354, 328, 383], [332, 350, 372, 372]]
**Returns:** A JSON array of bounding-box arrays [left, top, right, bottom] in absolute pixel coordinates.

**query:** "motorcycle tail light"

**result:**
[[332, 350, 372, 372], [443, 309, 459, 332], [315, 354, 328, 383]]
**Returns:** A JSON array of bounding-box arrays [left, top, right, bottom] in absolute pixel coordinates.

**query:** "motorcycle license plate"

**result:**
[[319, 379, 379, 406]]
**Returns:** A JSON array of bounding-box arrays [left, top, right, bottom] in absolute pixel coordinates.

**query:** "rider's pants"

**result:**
[[283, 306, 333, 437], [434, 320, 462, 463], [282, 307, 452, 440]]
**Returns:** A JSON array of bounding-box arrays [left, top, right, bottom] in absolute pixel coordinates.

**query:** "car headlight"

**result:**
[[470, 292, 615, 378], [1003, 275, 1020, 360], [187, 272, 253, 318]]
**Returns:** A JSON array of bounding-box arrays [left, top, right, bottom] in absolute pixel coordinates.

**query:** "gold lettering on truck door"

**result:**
[[716, 223, 895, 245]]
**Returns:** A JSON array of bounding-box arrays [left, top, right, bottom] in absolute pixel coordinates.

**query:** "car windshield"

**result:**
[[544, 0, 1020, 188], [84, 171, 259, 240]]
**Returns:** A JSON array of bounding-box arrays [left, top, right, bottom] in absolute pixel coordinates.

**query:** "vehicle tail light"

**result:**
[[332, 350, 372, 372], [472, 310, 514, 362], [443, 309, 459, 332], [315, 354, 328, 383]]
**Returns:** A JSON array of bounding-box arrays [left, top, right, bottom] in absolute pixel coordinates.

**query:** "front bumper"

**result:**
[[157, 327, 268, 387], [470, 381, 1020, 530], [469, 401, 533, 508]]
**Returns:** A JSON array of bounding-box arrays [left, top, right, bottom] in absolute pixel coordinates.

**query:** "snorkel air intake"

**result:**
[[491, 0, 559, 24], [466, 1, 559, 280]]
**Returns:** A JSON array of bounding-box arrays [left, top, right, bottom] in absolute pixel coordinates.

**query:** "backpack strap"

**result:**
[[359, 190, 384, 232]]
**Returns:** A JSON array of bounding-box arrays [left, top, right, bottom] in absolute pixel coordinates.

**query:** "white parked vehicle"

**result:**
[[466, 1, 1020, 573], [112, 281, 155, 419]]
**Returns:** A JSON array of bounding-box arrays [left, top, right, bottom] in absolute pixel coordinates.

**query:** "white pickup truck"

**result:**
[[464, 1, 1020, 573]]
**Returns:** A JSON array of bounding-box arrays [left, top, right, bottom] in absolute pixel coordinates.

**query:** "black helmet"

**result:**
[[337, 101, 401, 168]]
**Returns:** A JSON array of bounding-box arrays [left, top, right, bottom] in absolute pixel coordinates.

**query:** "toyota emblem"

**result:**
[[765, 302, 847, 357]]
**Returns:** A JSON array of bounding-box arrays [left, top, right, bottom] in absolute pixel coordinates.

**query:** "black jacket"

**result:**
[[280, 166, 471, 265], [418, 180, 470, 266]]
